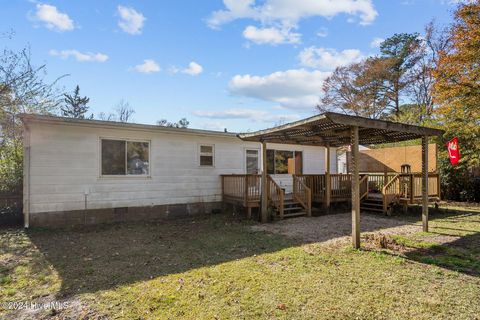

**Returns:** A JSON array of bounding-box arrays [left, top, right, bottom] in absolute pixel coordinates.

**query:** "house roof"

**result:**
[[19, 113, 238, 138], [238, 112, 444, 147]]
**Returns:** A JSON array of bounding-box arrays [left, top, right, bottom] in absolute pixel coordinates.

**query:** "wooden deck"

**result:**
[[221, 172, 440, 219]]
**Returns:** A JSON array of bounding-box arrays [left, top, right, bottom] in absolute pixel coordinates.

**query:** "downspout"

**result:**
[[23, 122, 31, 228]]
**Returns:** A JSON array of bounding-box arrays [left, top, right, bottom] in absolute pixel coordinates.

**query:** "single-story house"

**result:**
[[20, 114, 337, 227]]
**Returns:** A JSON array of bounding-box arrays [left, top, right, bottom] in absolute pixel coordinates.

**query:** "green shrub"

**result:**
[[0, 141, 23, 194]]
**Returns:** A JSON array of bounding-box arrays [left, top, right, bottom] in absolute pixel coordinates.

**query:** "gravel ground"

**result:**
[[251, 212, 420, 247]]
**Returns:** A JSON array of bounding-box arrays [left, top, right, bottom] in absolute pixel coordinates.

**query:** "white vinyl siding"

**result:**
[[26, 123, 336, 214]]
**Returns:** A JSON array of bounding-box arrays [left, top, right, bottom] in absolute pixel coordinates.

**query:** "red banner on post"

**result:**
[[447, 137, 460, 166]]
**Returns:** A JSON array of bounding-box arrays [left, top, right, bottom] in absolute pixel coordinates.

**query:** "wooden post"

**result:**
[[221, 175, 226, 213], [325, 144, 331, 209], [383, 166, 388, 188], [351, 126, 360, 249], [422, 135, 429, 232], [436, 143, 441, 200], [244, 174, 249, 207], [409, 174, 414, 204], [261, 141, 268, 223]]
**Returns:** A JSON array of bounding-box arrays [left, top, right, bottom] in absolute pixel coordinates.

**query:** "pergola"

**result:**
[[238, 112, 444, 248]]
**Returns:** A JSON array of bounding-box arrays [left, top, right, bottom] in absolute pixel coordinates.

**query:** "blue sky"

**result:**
[[1, 0, 458, 132]]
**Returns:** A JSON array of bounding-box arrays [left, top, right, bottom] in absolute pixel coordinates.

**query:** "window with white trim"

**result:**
[[245, 149, 259, 174], [101, 139, 150, 176], [199, 145, 214, 166]]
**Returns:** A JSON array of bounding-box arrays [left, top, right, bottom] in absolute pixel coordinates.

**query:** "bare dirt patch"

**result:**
[[251, 212, 420, 247]]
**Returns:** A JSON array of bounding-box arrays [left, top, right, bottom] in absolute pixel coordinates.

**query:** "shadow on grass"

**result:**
[[403, 232, 480, 277], [8, 206, 478, 298], [24, 215, 301, 298], [370, 207, 480, 277]]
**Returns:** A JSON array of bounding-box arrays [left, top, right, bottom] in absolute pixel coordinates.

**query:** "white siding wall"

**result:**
[[27, 123, 335, 213]]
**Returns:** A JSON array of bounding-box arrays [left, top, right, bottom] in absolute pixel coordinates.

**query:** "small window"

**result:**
[[199, 145, 214, 166], [101, 139, 149, 176], [246, 149, 259, 174]]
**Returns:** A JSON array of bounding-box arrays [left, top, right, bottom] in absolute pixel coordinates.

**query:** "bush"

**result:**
[[0, 141, 23, 194], [439, 158, 480, 202]]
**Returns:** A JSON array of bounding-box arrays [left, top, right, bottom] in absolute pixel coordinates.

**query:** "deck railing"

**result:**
[[364, 173, 397, 193], [359, 175, 369, 200], [267, 175, 284, 219], [221, 174, 261, 206], [382, 174, 401, 213], [292, 175, 312, 216], [331, 174, 352, 199], [296, 174, 326, 202], [221, 172, 440, 217], [406, 173, 440, 199]]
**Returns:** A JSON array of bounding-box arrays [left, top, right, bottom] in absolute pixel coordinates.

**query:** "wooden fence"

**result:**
[[0, 193, 22, 209]]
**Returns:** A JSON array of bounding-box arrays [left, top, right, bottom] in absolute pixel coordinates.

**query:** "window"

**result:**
[[266, 149, 303, 174], [199, 145, 214, 166], [101, 139, 149, 176], [245, 149, 259, 174]]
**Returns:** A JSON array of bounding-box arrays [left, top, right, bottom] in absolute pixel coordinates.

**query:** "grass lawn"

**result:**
[[1, 205, 479, 319]]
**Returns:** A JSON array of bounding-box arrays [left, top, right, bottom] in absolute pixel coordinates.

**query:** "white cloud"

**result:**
[[34, 3, 74, 32], [133, 59, 160, 73], [243, 25, 300, 45], [194, 108, 267, 120], [183, 61, 203, 75], [228, 69, 330, 109], [194, 108, 300, 123], [298, 47, 363, 70], [317, 27, 328, 38], [370, 37, 384, 48], [170, 61, 204, 76], [199, 121, 229, 131], [49, 49, 108, 62], [207, 0, 378, 28], [117, 5, 146, 35]]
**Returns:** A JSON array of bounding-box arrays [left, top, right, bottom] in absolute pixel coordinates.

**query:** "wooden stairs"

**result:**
[[277, 194, 307, 219], [360, 196, 394, 215]]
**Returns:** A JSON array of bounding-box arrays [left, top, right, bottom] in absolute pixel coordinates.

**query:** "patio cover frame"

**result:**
[[238, 112, 444, 248]]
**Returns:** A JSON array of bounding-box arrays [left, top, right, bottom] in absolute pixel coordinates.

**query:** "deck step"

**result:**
[[360, 207, 385, 212], [283, 211, 306, 218], [360, 202, 383, 207], [283, 206, 303, 211]]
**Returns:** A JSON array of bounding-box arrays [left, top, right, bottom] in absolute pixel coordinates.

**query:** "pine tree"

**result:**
[[380, 33, 422, 115], [61, 85, 92, 119]]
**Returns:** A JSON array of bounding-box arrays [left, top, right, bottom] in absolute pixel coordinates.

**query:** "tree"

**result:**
[[114, 99, 135, 123], [433, 0, 480, 168], [97, 99, 135, 123], [319, 58, 391, 119], [61, 85, 92, 119], [157, 118, 189, 128], [380, 33, 422, 115], [401, 22, 450, 124], [0, 41, 63, 192]]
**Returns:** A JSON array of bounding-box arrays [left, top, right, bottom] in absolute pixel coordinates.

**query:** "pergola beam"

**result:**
[[325, 112, 443, 137], [238, 112, 444, 147]]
